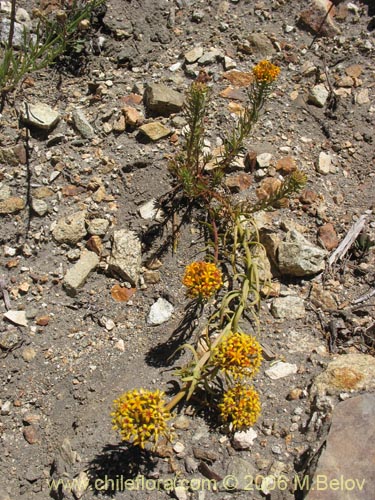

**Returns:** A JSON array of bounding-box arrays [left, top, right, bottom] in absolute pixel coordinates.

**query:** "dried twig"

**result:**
[[328, 214, 368, 267], [352, 287, 375, 305]]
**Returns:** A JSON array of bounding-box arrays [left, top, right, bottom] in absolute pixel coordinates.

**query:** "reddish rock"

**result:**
[[299, 189, 318, 205], [222, 70, 254, 87], [225, 172, 253, 192], [299, 0, 340, 37], [318, 223, 339, 251], [23, 425, 41, 444], [275, 156, 297, 174], [219, 86, 246, 101]]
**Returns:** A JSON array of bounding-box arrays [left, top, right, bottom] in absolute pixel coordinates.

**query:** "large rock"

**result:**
[[278, 230, 327, 277], [0, 196, 25, 214], [310, 354, 375, 398], [299, 0, 340, 38], [143, 84, 184, 116], [64, 251, 99, 296], [52, 211, 87, 245], [304, 393, 375, 500], [108, 230, 142, 285]]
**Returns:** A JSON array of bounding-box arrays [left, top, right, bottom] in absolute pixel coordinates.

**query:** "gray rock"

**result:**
[[31, 198, 48, 217], [21, 102, 60, 131], [0, 18, 27, 48], [52, 211, 87, 245], [108, 230, 142, 285], [305, 394, 375, 500], [243, 33, 275, 56], [72, 109, 95, 139], [307, 84, 329, 108], [219, 456, 257, 491], [271, 295, 305, 320], [278, 230, 327, 277], [143, 84, 184, 116], [310, 354, 375, 398], [0, 329, 21, 350], [147, 298, 174, 325], [184, 46, 203, 64], [87, 218, 109, 236], [265, 361, 298, 380], [198, 48, 222, 65], [63, 251, 99, 296]]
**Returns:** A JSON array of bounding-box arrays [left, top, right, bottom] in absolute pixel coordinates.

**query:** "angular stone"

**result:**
[[318, 223, 339, 251], [275, 156, 297, 174], [0, 329, 21, 350], [143, 84, 184, 116], [317, 151, 333, 175], [147, 298, 174, 325], [0, 196, 25, 214], [198, 48, 222, 65], [241, 33, 275, 56], [308, 84, 329, 108], [271, 295, 305, 320], [219, 456, 257, 491], [108, 230, 142, 285], [305, 394, 375, 500], [122, 106, 143, 127], [21, 102, 60, 130], [257, 152, 273, 168], [184, 46, 203, 64], [232, 428, 258, 450], [72, 109, 95, 139], [278, 230, 327, 277], [52, 211, 87, 245], [3, 310, 28, 327], [31, 198, 48, 217], [310, 354, 375, 398], [63, 251, 99, 296], [71, 471, 90, 499], [23, 425, 40, 444], [299, 0, 340, 38], [0, 144, 26, 166], [87, 218, 109, 236], [356, 88, 370, 105], [22, 346, 36, 362], [309, 283, 337, 310], [265, 361, 298, 380], [138, 122, 171, 141]]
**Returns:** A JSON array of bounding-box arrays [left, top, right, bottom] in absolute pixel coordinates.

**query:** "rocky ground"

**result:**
[[0, 0, 375, 499]]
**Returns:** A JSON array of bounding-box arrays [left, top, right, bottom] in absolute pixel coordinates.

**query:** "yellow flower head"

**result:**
[[111, 389, 171, 449], [219, 384, 261, 430], [212, 332, 263, 379], [252, 60, 280, 85], [183, 261, 223, 299]]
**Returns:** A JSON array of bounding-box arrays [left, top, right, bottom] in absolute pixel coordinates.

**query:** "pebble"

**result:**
[[1, 401, 11, 415], [278, 230, 327, 277], [87, 218, 110, 236], [317, 151, 333, 175], [173, 441, 185, 453], [308, 84, 329, 108], [318, 223, 339, 251], [184, 46, 203, 64], [147, 298, 174, 325], [265, 361, 298, 380], [3, 310, 28, 327], [256, 152, 273, 168], [138, 122, 171, 141], [72, 109, 95, 139], [22, 347, 36, 362], [23, 425, 40, 444], [173, 415, 190, 430], [271, 295, 305, 320], [31, 198, 49, 216], [108, 229, 142, 286], [232, 428, 258, 450], [21, 102, 60, 131], [143, 83, 184, 116]]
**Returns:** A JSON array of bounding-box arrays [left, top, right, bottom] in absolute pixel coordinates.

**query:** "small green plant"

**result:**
[[112, 61, 307, 449], [0, 0, 104, 109]]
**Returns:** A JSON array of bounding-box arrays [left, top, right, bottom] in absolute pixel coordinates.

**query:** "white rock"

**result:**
[[105, 319, 115, 331], [173, 441, 185, 453], [174, 486, 188, 500], [139, 199, 164, 221], [147, 298, 174, 325], [257, 152, 273, 168], [265, 361, 298, 380], [232, 428, 258, 450], [108, 230, 142, 285], [115, 339, 125, 351], [317, 152, 332, 175], [308, 84, 329, 108], [3, 310, 28, 327], [356, 89, 370, 105], [184, 46, 203, 63], [223, 56, 237, 70]]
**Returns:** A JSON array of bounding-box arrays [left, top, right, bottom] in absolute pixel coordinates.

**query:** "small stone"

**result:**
[[185, 456, 198, 473], [275, 156, 297, 174], [287, 388, 304, 400], [21, 102, 60, 130], [1, 400, 11, 415], [173, 441, 185, 453], [33, 187, 54, 199], [72, 109, 95, 139], [318, 223, 339, 251], [0, 197, 25, 214], [22, 347, 37, 362], [174, 415, 190, 430], [308, 84, 329, 108], [192, 448, 219, 463], [271, 295, 305, 320], [71, 471, 90, 499], [225, 172, 252, 192], [191, 9, 205, 22], [138, 122, 171, 141], [139, 199, 164, 220], [309, 282, 337, 310], [147, 298, 174, 325], [0, 330, 21, 350], [0, 183, 11, 201], [299, 0, 340, 37], [232, 428, 258, 450], [115, 339, 125, 351], [356, 88, 370, 105], [122, 106, 143, 127], [223, 56, 237, 70], [143, 84, 184, 116], [143, 270, 161, 284], [52, 211, 87, 245], [4, 310, 28, 327], [241, 33, 275, 56], [87, 218, 109, 236], [112, 114, 126, 133], [345, 64, 362, 78], [220, 456, 257, 491], [317, 151, 333, 175], [257, 152, 273, 168], [31, 198, 48, 216], [64, 251, 100, 296], [23, 425, 40, 444], [198, 48, 222, 65], [265, 361, 298, 380], [174, 486, 188, 500], [108, 230, 142, 285], [184, 46, 203, 64]]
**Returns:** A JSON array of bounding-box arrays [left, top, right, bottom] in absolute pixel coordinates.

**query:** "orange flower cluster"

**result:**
[[252, 60, 280, 84], [111, 389, 171, 449], [183, 261, 223, 299], [213, 332, 263, 379], [219, 384, 261, 430]]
